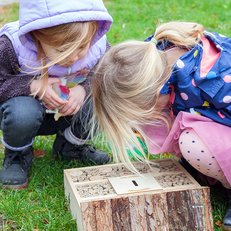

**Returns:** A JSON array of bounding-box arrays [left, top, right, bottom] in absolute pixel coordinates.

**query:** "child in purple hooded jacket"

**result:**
[[0, 0, 113, 189]]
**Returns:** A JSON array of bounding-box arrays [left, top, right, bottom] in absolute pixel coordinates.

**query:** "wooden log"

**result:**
[[79, 188, 213, 231]]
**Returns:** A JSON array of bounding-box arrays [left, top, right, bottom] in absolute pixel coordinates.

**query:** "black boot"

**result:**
[[0, 147, 34, 189], [52, 131, 111, 165], [223, 189, 231, 230]]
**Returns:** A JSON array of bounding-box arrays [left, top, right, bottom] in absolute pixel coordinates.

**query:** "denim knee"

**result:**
[[0, 96, 45, 148]]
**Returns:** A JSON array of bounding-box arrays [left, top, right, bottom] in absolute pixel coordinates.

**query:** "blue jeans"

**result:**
[[0, 96, 92, 151]]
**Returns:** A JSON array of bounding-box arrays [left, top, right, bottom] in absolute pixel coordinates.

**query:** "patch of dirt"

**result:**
[[0, 214, 4, 230], [0, 3, 17, 26], [0, 7, 5, 14]]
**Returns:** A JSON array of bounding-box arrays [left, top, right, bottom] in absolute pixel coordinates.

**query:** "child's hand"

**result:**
[[58, 85, 86, 116], [30, 78, 67, 110]]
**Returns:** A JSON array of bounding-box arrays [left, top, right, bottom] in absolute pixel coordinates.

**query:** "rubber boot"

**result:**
[[0, 147, 33, 189], [52, 131, 110, 165]]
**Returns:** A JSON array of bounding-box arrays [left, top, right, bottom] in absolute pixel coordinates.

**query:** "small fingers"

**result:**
[[43, 93, 67, 109], [72, 104, 81, 115], [59, 104, 80, 116]]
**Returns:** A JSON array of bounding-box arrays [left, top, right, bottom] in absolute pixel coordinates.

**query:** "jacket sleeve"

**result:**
[[0, 36, 34, 103]]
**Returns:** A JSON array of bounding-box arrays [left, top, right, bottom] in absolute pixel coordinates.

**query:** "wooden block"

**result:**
[[64, 158, 214, 231]]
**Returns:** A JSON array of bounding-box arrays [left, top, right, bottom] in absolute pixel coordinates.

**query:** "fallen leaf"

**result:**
[[215, 220, 222, 227], [33, 149, 46, 158]]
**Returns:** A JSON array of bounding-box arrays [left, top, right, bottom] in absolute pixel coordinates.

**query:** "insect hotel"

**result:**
[[64, 158, 214, 231]]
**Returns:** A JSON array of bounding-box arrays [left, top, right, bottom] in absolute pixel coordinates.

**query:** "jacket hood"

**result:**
[[18, 0, 113, 45]]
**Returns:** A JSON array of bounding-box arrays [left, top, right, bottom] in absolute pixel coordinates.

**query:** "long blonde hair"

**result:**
[[91, 21, 204, 171], [155, 21, 204, 48], [30, 21, 98, 97]]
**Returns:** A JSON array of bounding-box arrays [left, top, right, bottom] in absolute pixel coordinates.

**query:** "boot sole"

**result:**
[[223, 225, 231, 231], [1, 180, 28, 190]]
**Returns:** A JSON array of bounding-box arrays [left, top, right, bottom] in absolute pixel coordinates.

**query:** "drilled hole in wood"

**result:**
[[132, 180, 138, 186]]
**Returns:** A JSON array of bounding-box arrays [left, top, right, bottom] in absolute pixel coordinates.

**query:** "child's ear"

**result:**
[[156, 94, 170, 109], [165, 47, 187, 66]]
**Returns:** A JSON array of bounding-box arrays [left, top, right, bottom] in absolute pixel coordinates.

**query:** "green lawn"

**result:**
[[1, 0, 231, 230]]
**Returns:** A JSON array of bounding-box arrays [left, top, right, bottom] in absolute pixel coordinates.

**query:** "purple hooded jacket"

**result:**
[[0, 0, 112, 76]]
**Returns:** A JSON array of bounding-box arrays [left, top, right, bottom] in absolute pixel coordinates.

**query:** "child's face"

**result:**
[[41, 42, 91, 67]]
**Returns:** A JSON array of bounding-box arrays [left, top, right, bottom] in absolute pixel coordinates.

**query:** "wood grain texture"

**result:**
[[79, 188, 213, 231]]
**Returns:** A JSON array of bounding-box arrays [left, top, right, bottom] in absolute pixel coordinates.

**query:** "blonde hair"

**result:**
[[154, 21, 204, 48], [91, 21, 205, 171], [30, 21, 98, 97], [92, 40, 169, 171]]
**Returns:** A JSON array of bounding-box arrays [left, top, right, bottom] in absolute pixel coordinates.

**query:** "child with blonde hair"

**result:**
[[0, 0, 113, 189], [92, 21, 231, 230]]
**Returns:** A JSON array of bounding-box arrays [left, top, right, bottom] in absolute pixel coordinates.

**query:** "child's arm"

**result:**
[[0, 36, 33, 103]]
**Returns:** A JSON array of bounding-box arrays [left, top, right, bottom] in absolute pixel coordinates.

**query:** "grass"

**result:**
[[0, 0, 231, 230]]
